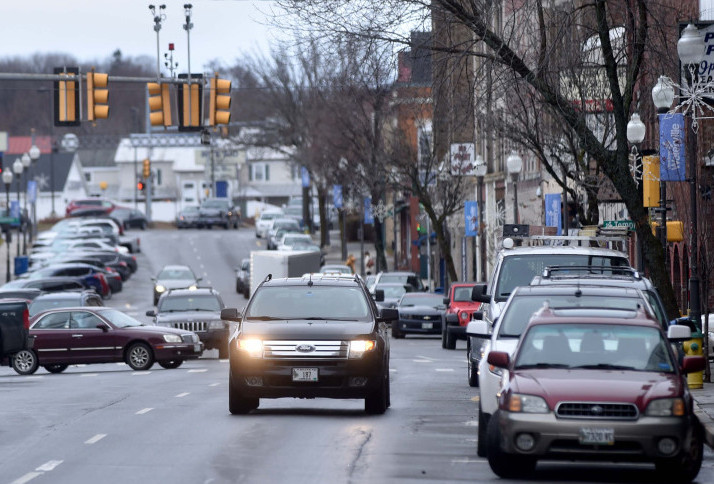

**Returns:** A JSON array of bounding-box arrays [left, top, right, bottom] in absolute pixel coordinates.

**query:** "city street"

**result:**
[[1, 227, 713, 484]]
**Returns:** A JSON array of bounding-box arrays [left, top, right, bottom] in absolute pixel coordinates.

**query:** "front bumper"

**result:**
[[153, 342, 204, 360], [495, 410, 696, 462]]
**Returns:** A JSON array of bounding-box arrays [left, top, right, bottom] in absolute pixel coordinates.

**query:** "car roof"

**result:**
[[164, 288, 218, 297], [159, 264, 193, 271], [33, 292, 88, 301], [512, 284, 645, 298], [262, 274, 362, 287], [526, 305, 660, 329], [498, 245, 628, 258]]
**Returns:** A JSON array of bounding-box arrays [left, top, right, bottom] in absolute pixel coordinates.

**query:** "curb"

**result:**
[[694, 406, 714, 448]]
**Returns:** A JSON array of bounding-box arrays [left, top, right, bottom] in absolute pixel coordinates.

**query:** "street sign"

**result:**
[[603, 219, 636, 231]]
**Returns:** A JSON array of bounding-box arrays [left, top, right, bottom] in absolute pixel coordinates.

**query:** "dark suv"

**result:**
[[197, 198, 240, 229], [221, 273, 396, 415]]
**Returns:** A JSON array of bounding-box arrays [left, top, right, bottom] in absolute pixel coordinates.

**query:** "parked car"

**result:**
[[266, 218, 302, 250], [235, 258, 250, 298], [36, 256, 124, 292], [276, 233, 313, 251], [176, 205, 200, 229], [291, 242, 325, 266], [467, 283, 663, 457], [254, 209, 284, 238], [29, 290, 104, 317], [112, 207, 148, 230], [483, 305, 705, 482], [197, 198, 240, 229], [0, 288, 43, 301], [442, 282, 481, 349], [220, 273, 395, 414], [371, 271, 427, 292], [11, 307, 203, 374], [392, 292, 446, 338], [147, 288, 228, 358], [152, 264, 201, 305], [65, 198, 116, 216], [25, 263, 111, 299], [373, 283, 412, 310], [1, 277, 88, 293]]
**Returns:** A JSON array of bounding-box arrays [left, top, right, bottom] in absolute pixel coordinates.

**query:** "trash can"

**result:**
[[14, 255, 28, 276]]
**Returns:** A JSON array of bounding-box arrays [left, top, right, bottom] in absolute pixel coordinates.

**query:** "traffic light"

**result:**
[[53, 67, 80, 126], [147, 82, 172, 127], [177, 73, 203, 131], [142, 159, 151, 179], [209, 74, 231, 126], [87, 69, 109, 122], [137, 181, 145, 192]]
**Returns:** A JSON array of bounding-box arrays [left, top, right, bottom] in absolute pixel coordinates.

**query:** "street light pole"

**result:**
[[21, 152, 31, 255], [506, 151, 523, 224], [473, 155, 487, 281], [3, 170, 13, 282], [12, 158, 23, 261], [652, 76, 675, 265]]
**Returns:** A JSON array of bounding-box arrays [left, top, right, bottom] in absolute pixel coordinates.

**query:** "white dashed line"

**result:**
[[11, 472, 42, 484], [85, 434, 107, 445], [188, 369, 207, 373], [435, 368, 454, 372], [80, 374, 99, 377], [136, 408, 153, 415], [209, 382, 220, 386], [451, 458, 484, 464], [389, 369, 397, 372], [417, 355, 436, 361], [23, 376, 44, 380], [196, 256, 202, 261], [413, 359, 431, 363], [36, 461, 63, 472], [464, 420, 478, 426], [200, 264, 205, 269], [175, 392, 190, 398], [132, 372, 152, 376], [193, 247, 198, 252]]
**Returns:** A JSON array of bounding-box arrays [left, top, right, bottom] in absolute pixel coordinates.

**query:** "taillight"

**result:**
[[132, 256, 137, 262], [106, 266, 116, 272], [98, 273, 109, 294], [119, 261, 128, 267], [137, 238, 140, 247], [23, 308, 30, 330]]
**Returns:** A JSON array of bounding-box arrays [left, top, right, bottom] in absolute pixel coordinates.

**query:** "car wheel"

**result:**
[[391, 324, 404, 339], [158, 360, 183, 369], [467, 356, 479, 387], [126, 342, 154, 371], [229, 370, 259, 414], [441, 324, 448, 349], [44, 364, 69, 374], [477, 405, 489, 457], [218, 339, 229, 359], [655, 420, 704, 483], [486, 410, 536, 478], [365, 370, 388, 415], [12, 350, 39, 375], [445, 327, 457, 350]]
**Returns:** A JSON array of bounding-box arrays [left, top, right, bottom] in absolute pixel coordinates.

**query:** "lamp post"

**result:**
[[3, 170, 12, 282], [21, 152, 31, 255], [473, 155, 487, 281], [28, 143, 40, 241], [652, 76, 676, 260], [626, 112, 646, 271], [12, 158, 23, 261], [506, 151, 523, 224]]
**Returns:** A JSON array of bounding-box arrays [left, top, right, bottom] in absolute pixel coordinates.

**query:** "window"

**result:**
[[71, 312, 104, 329], [84, 173, 91, 182], [35, 312, 71, 329], [156, 169, 162, 186]]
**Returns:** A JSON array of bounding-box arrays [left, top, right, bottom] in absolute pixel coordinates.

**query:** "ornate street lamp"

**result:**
[[12, 158, 23, 260], [652, 77, 675, 256], [473, 155, 487, 281], [506, 151, 523, 224], [2, 169, 13, 282]]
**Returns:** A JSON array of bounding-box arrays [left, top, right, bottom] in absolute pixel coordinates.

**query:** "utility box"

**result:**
[[249, 250, 321, 296], [14, 256, 28, 276]]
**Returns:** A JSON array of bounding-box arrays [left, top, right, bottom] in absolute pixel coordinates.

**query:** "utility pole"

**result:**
[[148, 4, 166, 80], [183, 4, 194, 126]]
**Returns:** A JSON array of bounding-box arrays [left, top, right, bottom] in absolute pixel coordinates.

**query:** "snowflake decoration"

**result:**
[[370, 199, 393, 223], [661, 69, 714, 133], [629, 149, 643, 187], [34, 173, 49, 190], [343, 197, 359, 215], [493, 199, 506, 227]]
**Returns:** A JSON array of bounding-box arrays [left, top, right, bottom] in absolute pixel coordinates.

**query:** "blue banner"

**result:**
[[659, 113, 686, 181], [545, 193, 562, 236], [301, 166, 310, 187], [9, 200, 20, 227], [332, 185, 343, 209], [364, 197, 374, 225], [464, 201, 478, 236], [27, 180, 37, 203]]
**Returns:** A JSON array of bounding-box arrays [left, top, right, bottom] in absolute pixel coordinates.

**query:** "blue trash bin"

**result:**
[[14, 255, 28, 276]]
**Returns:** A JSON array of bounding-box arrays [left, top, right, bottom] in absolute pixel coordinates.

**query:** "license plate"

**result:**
[[422, 322, 433, 329], [292, 368, 318, 382], [579, 427, 614, 445]]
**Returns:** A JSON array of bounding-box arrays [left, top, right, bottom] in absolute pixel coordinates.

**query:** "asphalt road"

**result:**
[[1, 227, 713, 484]]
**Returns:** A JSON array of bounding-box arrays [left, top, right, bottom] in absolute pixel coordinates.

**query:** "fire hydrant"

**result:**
[[683, 334, 704, 389]]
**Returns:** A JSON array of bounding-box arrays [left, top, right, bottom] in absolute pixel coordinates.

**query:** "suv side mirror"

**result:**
[[221, 308, 242, 321], [442, 297, 450, 306], [471, 283, 489, 303], [146, 310, 156, 317], [374, 289, 384, 302], [379, 308, 399, 322], [96, 322, 110, 332]]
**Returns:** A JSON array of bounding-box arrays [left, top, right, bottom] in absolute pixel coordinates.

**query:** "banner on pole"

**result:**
[[464, 201, 478, 236], [659, 113, 686, 181], [545, 193, 562, 235], [332, 185, 343, 209], [364, 197, 374, 224]]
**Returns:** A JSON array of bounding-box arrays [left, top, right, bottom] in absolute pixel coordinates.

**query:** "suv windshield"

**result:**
[[159, 295, 221, 312], [379, 274, 423, 291], [158, 268, 195, 280], [202, 200, 230, 209], [496, 254, 629, 300], [246, 286, 370, 320], [515, 323, 674, 372]]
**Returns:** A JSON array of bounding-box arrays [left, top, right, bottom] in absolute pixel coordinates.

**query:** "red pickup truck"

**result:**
[[442, 283, 481, 349]]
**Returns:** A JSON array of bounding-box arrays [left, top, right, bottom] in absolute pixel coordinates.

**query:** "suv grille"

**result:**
[[263, 340, 348, 359], [171, 321, 207, 333], [556, 402, 638, 420]]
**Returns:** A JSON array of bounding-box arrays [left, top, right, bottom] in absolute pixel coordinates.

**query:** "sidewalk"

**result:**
[[693, 382, 714, 448], [319, 229, 390, 273]]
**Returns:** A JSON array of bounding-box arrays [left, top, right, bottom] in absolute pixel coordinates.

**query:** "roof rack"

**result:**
[[541, 265, 641, 280], [501, 224, 628, 251]]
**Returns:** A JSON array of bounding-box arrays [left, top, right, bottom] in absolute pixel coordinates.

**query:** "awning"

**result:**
[[411, 232, 436, 246]]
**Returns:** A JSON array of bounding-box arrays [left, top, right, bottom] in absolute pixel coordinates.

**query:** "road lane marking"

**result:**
[[36, 461, 63, 472], [80, 374, 99, 377], [136, 408, 153, 415], [389, 369, 397, 372], [470, 396, 480, 402], [85, 434, 107, 444], [11, 472, 42, 484], [451, 458, 485, 464], [464, 421, 478, 426], [132, 372, 152, 376], [193, 247, 197, 252], [413, 359, 431, 363], [200, 264, 205, 269], [188, 369, 207, 373], [124, 303, 131, 309], [209, 382, 220, 386], [417, 355, 436, 361], [196, 255, 202, 261], [435, 368, 454, 372], [175, 392, 190, 398]]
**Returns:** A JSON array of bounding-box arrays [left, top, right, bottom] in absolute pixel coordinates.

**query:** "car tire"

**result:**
[[12, 349, 39, 375], [486, 410, 536, 478], [126, 342, 154, 371], [229, 370, 259, 414], [655, 420, 704, 483], [365, 370, 388, 415], [391, 324, 404, 339], [44, 364, 69, 374], [477, 405, 489, 457], [158, 360, 183, 369], [441, 325, 448, 349], [444, 327, 457, 350], [218, 339, 229, 359], [467, 355, 479, 387], [224, 223, 229, 230]]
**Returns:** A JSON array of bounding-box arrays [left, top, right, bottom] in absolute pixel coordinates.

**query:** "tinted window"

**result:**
[[399, 294, 443, 308], [158, 268, 195, 280], [453, 286, 472, 302], [202, 200, 230, 209], [247, 286, 370, 320], [34, 312, 71, 329], [71, 312, 104, 329], [30, 296, 81, 316]]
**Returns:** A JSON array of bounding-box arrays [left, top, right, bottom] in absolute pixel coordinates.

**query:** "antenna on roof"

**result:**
[[308, 272, 313, 287]]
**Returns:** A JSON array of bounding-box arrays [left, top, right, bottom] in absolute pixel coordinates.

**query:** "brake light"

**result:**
[[119, 261, 128, 267], [23, 307, 30, 330], [106, 266, 116, 272], [98, 273, 109, 295], [132, 255, 137, 262]]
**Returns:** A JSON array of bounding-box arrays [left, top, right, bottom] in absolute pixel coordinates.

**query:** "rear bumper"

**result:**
[[395, 317, 442, 334]]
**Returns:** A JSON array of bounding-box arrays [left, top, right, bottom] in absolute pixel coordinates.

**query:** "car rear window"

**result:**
[[247, 286, 370, 321], [159, 295, 221, 312], [30, 296, 81, 316]]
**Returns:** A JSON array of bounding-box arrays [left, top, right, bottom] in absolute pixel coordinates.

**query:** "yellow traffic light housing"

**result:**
[[651, 220, 684, 242], [209, 74, 232, 126], [87, 69, 109, 122], [143, 159, 151, 179], [147, 82, 172, 127], [54, 67, 80, 126], [177, 73, 203, 131], [642, 155, 660, 208]]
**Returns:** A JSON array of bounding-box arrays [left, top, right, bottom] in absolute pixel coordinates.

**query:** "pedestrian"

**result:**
[[345, 253, 357, 274], [364, 251, 374, 275]]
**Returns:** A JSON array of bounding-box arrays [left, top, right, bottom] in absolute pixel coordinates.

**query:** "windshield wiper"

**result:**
[[571, 364, 636, 371], [515, 363, 571, 369], [247, 316, 282, 321], [302, 317, 327, 320]]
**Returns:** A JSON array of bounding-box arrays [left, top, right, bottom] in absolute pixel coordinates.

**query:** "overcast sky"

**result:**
[[0, 0, 280, 71]]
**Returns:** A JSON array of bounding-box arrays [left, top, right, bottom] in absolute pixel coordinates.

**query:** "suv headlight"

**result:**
[[349, 340, 376, 358], [237, 338, 263, 358], [506, 393, 549, 413], [163, 334, 182, 343], [155, 285, 166, 293], [646, 398, 685, 417], [208, 321, 224, 329]]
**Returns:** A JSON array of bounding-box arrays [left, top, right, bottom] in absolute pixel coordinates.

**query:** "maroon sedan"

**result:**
[[11, 307, 203, 375], [485, 306, 706, 483]]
